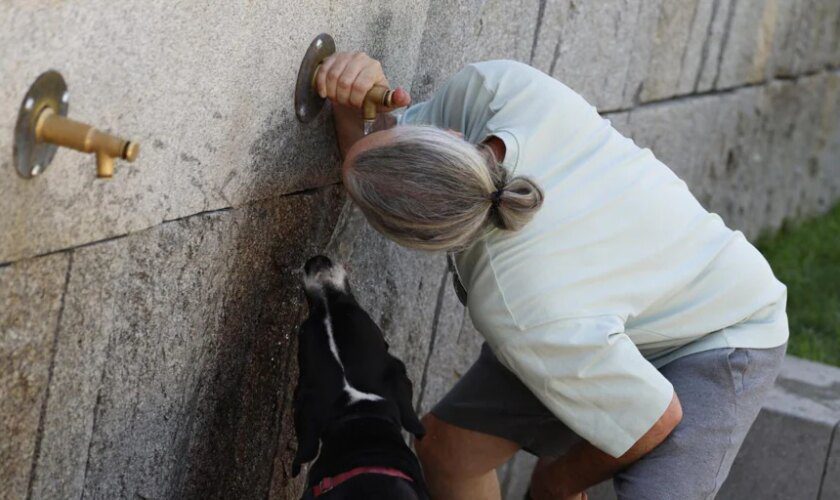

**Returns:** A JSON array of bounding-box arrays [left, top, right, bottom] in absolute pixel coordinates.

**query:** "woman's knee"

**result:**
[[413, 413, 519, 479], [413, 414, 454, 472]]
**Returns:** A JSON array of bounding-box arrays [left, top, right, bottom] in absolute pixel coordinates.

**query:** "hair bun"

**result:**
[[492, 176, 544, 231]]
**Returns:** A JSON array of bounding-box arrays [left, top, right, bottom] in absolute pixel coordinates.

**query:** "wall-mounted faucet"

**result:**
[[34, 106, 139, 178], [13, 70, 139, 179], [294, 33, 394, 134]]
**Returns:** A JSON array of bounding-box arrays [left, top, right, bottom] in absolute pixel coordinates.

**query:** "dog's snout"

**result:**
[[304, 255, 334, 277], [303, 255, 347, 293]]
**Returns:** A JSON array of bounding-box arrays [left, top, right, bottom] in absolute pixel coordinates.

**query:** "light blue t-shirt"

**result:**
[[399, 60, 789, 457]]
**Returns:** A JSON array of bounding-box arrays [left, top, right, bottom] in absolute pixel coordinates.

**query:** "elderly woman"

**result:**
[[315, 51, 789, 500]]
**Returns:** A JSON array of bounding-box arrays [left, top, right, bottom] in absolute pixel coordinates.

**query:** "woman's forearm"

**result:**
[[532, 392, 683, 499], [314, 52, 408, 159], [334, 103, 399, 160], [333, 103, 364, 160]]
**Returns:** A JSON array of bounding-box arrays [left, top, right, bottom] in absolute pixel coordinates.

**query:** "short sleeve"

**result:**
[[399, 64, 494, 142], [491, 315, 674, 458]]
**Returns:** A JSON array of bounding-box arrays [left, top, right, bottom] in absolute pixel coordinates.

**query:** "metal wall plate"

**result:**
[[13, 70, 69, 178], [295, 33, 336, 123]]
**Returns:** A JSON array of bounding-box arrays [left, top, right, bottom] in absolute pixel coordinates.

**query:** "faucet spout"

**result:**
[[362, 84, 393, 122], [361, 84, 394, 135], [35, 107, 139, 178]]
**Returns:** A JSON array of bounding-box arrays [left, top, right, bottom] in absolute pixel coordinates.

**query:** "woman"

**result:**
[[315, 51, 789, 500]]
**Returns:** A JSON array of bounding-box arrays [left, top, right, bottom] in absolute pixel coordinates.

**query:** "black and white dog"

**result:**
[[292, 255, 429, 499]]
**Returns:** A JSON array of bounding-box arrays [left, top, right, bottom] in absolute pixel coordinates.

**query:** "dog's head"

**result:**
[[303, 254, 350, 298], [292, 255, 425, 477]]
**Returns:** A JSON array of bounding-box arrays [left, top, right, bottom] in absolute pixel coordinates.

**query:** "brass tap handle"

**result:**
[[34, 107, 139, 178]]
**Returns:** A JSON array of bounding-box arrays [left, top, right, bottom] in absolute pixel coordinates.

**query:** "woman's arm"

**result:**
[[485, 315, 679, 498], [314, 51, 410, 159], [530, 392, 683, 499], [332, 103, 365, 160]]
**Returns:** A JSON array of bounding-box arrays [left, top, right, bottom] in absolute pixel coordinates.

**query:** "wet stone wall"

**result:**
[[1, 1, 838, 498]]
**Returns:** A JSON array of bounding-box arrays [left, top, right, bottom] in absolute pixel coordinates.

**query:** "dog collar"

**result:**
[[312, 466, 413, 496], [330, 411, 400, 430]]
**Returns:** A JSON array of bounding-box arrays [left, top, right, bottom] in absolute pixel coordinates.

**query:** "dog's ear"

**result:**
[[292, 324, 322, 476], [386, 355, 426, 439], [292, 386, 320, 476]]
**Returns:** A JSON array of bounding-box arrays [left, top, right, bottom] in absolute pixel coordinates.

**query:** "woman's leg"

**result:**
[[416, 343, 581, 499], [613, 345, 786, 499], [414, 413, 520, 500]]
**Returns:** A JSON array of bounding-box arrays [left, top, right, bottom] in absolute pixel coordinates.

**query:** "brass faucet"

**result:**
[[13, 70, 139, 179], [34, 107, 139, 178]]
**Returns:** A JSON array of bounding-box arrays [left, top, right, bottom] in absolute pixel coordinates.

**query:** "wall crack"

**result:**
[[0, 183, 343, 270], [603, 65, 840, 115], [817, 419, 840, 499], [25, 251, 74, 500], [414, 267, 451, 415]]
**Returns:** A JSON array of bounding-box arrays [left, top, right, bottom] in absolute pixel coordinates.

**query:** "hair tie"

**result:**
[[490, 188, 504, 208]]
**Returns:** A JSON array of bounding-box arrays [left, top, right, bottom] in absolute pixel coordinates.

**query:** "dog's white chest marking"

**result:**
[[322, 302, 383, 405]]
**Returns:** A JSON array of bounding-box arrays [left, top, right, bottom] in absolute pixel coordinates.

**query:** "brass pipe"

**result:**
[[34, 107, 139, 178]]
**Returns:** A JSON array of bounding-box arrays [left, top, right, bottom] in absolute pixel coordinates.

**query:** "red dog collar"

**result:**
[[312, 466, 413, 496]]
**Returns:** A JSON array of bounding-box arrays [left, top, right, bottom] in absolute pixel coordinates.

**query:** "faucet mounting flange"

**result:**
[[295, 33, 336, 123], [13, 70, 68, 178]]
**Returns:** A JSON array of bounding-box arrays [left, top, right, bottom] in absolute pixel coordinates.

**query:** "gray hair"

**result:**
[[343, 125, 544, 252]]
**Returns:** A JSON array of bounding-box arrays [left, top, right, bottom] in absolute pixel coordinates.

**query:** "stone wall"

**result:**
[[1, 1, 838, 499]]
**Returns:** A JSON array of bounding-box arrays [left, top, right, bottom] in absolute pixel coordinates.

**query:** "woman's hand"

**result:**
[[315, 51, 411, 110]]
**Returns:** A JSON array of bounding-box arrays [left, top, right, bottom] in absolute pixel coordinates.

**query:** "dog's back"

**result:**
[[293, 256, 428, 499]]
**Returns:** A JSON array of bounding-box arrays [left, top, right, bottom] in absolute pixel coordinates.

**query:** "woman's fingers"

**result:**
[[390, 87, 411, 108], [315, 54, 348, 100], [350, 62, 383, 108], [335, 52, 368, 106], [315, 52, 409, 110], [324, 55, 352, 105], [374, 86, 411, 113], [314, 54, 333, 99]]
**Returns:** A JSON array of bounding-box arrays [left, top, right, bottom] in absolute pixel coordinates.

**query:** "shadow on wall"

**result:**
[[21, 188, 344, 499], [247, 104, 340, 204], [173, 189, 345, 499], [176, 72, 344, 497], [245, 10, 396, 207]]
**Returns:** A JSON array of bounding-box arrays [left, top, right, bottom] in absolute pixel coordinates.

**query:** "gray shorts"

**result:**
[[432, 342, 786, 499]]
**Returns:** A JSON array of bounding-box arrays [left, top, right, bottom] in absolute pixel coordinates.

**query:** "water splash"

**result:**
[[363, 120, 375, 136]]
